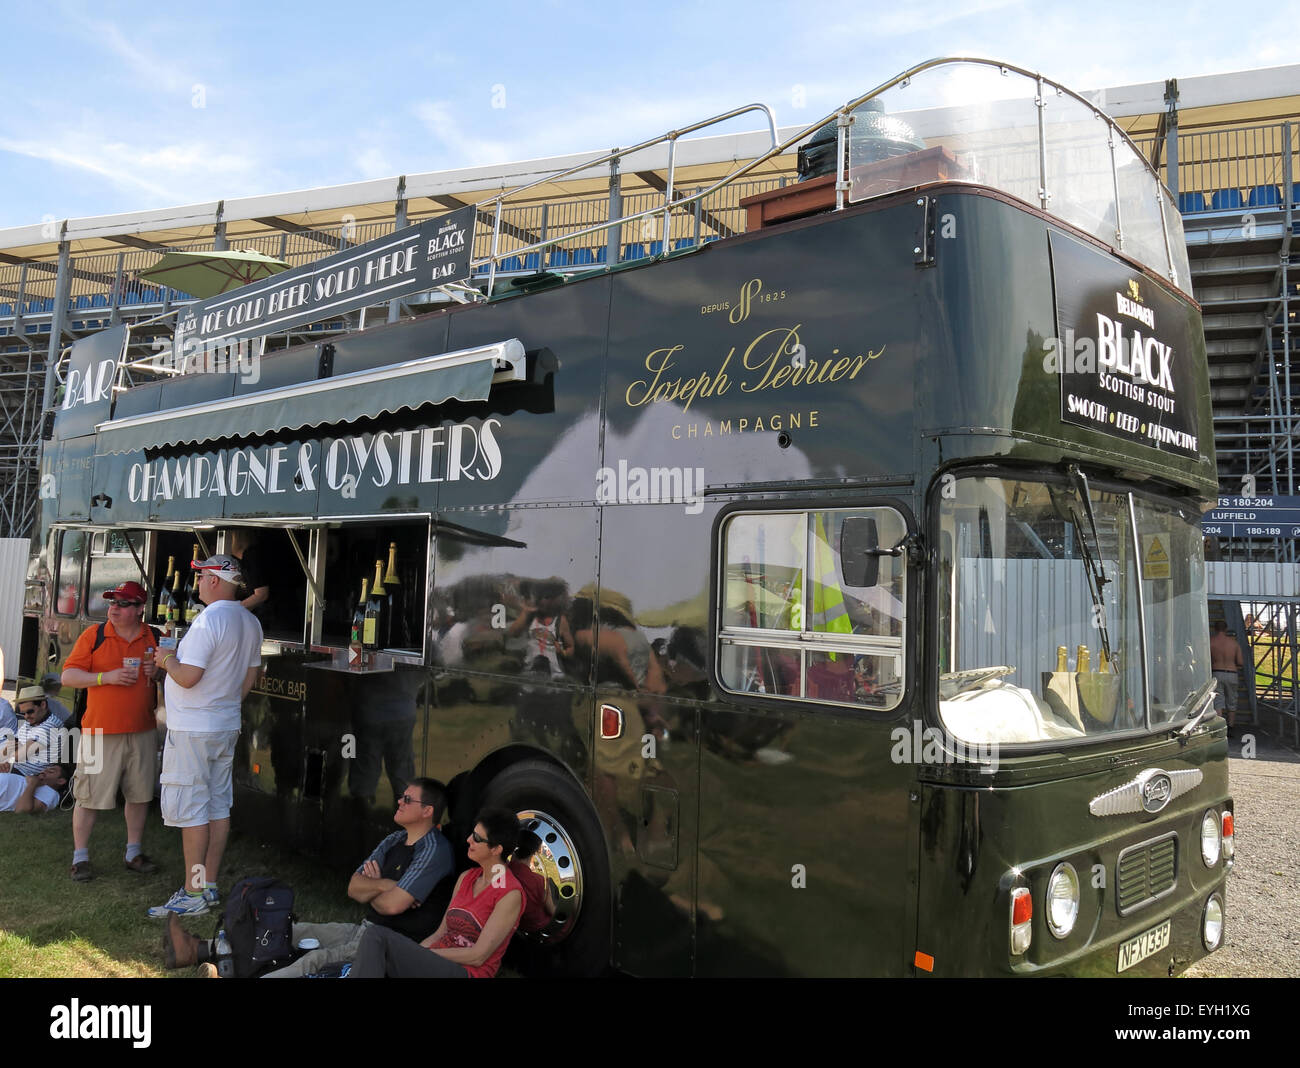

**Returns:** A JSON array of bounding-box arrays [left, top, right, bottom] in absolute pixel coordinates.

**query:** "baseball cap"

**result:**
[[191, 554, 244, 585], [102, 580, 148, 604]]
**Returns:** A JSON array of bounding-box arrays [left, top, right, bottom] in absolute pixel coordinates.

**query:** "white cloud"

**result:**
[[413, 101, 513, 167]]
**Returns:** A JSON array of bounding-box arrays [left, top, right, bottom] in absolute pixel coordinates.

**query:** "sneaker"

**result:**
[[147, 888, 210, 918], [70, 861, 94, 882], [202, 886, 221, 907]]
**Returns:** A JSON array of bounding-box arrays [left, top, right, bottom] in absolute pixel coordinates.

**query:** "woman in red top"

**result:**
[[349, 808, 523, 978]]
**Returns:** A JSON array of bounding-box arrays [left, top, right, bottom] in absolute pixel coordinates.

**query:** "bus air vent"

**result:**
[[1116, 832, 1178, 915]]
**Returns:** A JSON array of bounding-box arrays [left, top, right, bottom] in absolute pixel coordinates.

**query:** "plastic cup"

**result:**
[[159, 636, 178, 652], [123, 657, 141, 682], [297, 937, 321, 951]]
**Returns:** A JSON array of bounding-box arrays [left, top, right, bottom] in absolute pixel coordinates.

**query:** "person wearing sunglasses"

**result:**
[[61, 581, 163, 882], [348, 807, 524, 978], [165, 777, 453, 976]]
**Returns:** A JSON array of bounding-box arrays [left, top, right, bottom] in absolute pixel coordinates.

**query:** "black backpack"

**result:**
[[68, 622, 162, 729], [216, 876, 297, 978]]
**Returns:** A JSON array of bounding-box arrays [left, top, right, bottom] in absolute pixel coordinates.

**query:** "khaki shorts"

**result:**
[[73, 729, 158, 809], [160, 729, 239, 828]]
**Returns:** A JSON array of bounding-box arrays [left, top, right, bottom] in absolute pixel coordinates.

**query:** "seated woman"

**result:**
[[348, 808, 523, 978]]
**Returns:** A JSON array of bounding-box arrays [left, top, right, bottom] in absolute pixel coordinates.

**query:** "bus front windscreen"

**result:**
[[936, 473, 1212, 746]]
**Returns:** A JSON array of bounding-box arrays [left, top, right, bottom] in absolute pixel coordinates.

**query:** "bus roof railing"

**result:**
[[472, 56, 1190, 292]]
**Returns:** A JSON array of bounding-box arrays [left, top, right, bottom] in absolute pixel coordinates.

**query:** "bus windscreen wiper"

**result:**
[[1068, 465, 1113, 667]]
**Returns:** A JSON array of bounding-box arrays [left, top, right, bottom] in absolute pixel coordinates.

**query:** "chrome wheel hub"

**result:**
[[516, 807, 583, 944]]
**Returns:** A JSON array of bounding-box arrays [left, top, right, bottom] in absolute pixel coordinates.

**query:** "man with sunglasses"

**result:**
[[164, 777, 453, 976], [149, 554, 263, 918], [62, 581, 163, 882], [0, 685, 68, 777]]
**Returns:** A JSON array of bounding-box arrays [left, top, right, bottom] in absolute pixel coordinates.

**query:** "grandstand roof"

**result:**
[[2, 61, 1297, 266]]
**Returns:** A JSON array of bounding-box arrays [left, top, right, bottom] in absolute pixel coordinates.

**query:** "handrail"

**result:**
[[478, 101, 780, 292]]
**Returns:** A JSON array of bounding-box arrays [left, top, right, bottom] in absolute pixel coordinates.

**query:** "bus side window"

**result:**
[[55, 530, 87, 617], [717, 507, 907, 710]]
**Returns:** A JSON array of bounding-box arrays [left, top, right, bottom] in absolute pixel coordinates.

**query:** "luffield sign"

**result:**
[[174, 206, 475, 350]]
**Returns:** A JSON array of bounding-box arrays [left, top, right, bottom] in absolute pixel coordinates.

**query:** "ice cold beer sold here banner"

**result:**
[[174, 207, 475, 351], [1048, 233, 1201, 461]]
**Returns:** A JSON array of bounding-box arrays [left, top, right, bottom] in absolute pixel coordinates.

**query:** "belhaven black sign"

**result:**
[[174, 206, 475, 351], [1048, 232, 1201, 460]]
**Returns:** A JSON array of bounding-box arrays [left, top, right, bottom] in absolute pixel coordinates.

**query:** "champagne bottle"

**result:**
[[185, 544, 202, 623], [157, 555, 176, 623], [1097, 647, 1110, 674], [382, 542, 402, 648], [1076, 644, 1090, 674], [350, 578, 369, 669], [364, 561, 384, 650], [1055, 645, 1069, 672], [168, 569, 184, 633]]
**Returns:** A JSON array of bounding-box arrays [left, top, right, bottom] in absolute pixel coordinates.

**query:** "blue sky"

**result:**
[[0, 0, 1295, 230]]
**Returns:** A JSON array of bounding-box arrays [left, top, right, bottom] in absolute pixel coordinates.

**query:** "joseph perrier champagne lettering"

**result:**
[[351, 578, 369, 668], [364, 561, 384, 650]]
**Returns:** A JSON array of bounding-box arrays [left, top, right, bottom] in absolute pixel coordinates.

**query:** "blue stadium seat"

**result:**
[[673, 238, 695, 251], [522, 252, 542, 271], [1178, 191, 1206, 213], [0, 303, 11, 316], [1210, 188, 1243, 210], [74, 294, 90, 310], [647, 240, 664, 257], [594, 246, 608, 263], [571, 248, 596, 267], [91, 293, 109, 308], [621, 243, 647, 261], [498, 256, 524, 272], [548, 248, 571, 268], [1247, 185, 1281, 207], [702, 234, 721, 244]]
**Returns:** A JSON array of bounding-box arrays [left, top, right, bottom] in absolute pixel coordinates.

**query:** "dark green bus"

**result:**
[[25, 59, 1231, 976]]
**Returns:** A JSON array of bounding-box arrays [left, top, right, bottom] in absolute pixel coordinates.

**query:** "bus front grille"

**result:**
[[1116, 833, 1178, 915]]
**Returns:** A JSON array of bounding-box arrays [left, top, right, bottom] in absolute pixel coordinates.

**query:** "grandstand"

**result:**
[[1, 60, 1296, 550]]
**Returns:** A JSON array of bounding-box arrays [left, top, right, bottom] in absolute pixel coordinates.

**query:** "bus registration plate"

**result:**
[[1117, 919, 1171, 972]]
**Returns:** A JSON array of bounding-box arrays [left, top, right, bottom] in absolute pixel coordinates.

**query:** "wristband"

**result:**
[[159, 653, 174, 670], [97, 672, 103, 686]]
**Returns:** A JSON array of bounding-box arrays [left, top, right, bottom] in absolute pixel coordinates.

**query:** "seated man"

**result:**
[[164, 777, 454, 977], [0, 685, 68, 777], [41, 675, 73, 727], [0, 765, 68, 814]]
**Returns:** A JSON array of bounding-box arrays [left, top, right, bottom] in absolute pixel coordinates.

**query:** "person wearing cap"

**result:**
[[62, 581, 162, 882], [149, 554, 262, 918], [0, 684, 71, 777]]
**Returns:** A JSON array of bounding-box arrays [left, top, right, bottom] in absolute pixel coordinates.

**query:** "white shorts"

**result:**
[[160, 729, 239, 828]]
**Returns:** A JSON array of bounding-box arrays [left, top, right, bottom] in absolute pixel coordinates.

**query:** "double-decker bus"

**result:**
[[24, 58, 1231, 976]]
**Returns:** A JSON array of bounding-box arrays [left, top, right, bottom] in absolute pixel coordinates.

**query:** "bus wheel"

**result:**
[[481, 759, 610, 976]]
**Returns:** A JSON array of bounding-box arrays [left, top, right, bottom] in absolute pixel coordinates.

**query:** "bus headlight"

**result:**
[[1200, 809, 1222, 867], [1045, 862, 1080, 939], [1202, 894, 1224, 951]]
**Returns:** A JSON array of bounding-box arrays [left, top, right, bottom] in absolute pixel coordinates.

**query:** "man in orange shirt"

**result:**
[[61, 581, 161, 882]]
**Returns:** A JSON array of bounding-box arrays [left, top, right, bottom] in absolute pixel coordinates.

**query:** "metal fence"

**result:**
[[1134, 122, 1298, 207]]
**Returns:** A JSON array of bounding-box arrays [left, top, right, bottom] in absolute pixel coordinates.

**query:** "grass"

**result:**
[[0, 800, 364, 978]]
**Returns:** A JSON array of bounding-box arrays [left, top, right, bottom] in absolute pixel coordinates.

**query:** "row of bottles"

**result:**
[[1055, 644, 1111, 673], [154, 544, 206, 632], [349, 542, 403, 668]]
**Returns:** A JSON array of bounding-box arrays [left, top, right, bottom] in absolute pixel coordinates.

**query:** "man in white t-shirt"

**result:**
[[149, 554, 263, 918], [0, 765, 67, 814]]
